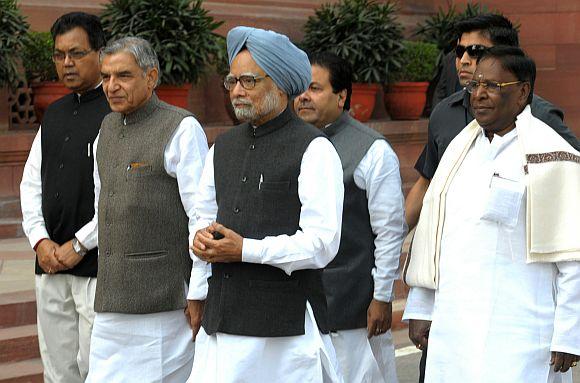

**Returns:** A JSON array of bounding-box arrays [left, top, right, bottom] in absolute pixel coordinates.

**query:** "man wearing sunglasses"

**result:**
[[404, 13, 580, 383], [20, 12, 110, 382], [404, 45, 580, 383]]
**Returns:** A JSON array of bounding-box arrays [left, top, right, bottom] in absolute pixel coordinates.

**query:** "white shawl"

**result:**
[[404, 106, 580, 289]]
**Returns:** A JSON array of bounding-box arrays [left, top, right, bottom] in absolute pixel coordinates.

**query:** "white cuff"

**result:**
[[27, 226, 50, 249], [75, 225, 97, 250], [241, 238, 262, 264], [187, 265, 211, 300]]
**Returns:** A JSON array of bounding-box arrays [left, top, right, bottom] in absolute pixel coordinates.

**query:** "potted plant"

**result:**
[[302, 0, 404, 122], [22, 31, 68, 122], [384, 40, 439, 120], [101, 0, 223, 110], [0, 0, 29, 129]]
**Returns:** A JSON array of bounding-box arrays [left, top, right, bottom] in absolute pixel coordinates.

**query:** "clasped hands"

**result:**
[[191, 222, 243, 263], [36, 238, 83, 274]]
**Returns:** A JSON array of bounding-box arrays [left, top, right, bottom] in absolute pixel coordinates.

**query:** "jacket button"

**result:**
[[54, 192, 59, 199], [73, 110, 78, 116], [64, 136, 70, 142], [224, 273, 231, 279], [233, 207, 240, 214], [241, 176, 247, 183], [105, 250, 110, 256], [59, 163, 64, 169], [249, 144, 255, 150], [109, 191, 114, 197]]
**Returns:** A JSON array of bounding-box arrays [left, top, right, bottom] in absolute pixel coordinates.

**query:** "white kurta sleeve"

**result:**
[[550, 261, 580, 355], [242, 137, 344, 275], [187, 145, 216, 300], [163, 117, 209, 301], [74, 133, 100, 250], [402, 286, 435, 321], [20, 128, 49, 249], [354, 140, 407, 303]]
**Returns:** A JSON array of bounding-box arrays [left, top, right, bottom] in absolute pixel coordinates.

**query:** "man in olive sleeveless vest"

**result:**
[[187, 27, 345, 383], [82, 37, 209, 382], [20, 13, 109, 382], [295, 52, 407, 383]]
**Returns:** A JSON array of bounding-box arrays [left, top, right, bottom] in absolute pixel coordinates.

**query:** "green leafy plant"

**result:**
[[389, 41, 439, 83], [415, 2, 492, 54], [0, 0, 29, 89], [100, 0, 223, 85], [22, 31, 58, 83], [302, 0, 404, 84]]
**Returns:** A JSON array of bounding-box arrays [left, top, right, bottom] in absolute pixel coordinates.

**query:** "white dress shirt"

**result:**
[[354, 139, 407, 303], [188, 136, 344, 300], [78, 116, 207, 250]]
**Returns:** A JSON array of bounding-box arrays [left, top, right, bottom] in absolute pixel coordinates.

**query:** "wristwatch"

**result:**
[[72, 237, 88, 257]]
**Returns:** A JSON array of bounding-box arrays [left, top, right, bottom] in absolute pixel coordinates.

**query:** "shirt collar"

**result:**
[[122, 92, 160, 126], [74, 82, 104, 104], [250, 106, 293, 138], [322, 111, 350, 138]]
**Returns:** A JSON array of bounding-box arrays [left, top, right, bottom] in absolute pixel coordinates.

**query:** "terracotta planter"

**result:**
[[384, 82, 429, 120], [31, 81, 70, 123], [156, 84, 191, 110], [350, 83, 380, 122]]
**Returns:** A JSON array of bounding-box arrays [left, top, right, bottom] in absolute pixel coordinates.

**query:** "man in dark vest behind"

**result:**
[[186, 26, 345, 382], [295, 52, 407, 382], [81, 37, 209, 382], [20, 12, 109, 382]]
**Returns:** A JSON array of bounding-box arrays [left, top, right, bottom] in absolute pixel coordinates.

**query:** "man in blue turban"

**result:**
[[186, 26, 345, 382]]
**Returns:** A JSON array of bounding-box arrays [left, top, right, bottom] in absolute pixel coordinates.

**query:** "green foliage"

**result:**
[[0, 0, 29, 89], [302, 0, 404, 84], [414, 2, 492, 54], [22, 31, 58, 83], [101, 0, 223, 85], [389, 41, 439, 83]]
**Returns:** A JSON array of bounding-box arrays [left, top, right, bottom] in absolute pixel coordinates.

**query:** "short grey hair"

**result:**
[[100, 36, 160, 87]]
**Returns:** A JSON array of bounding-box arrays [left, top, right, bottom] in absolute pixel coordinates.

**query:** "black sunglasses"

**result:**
[[455, 44, 488, 59]]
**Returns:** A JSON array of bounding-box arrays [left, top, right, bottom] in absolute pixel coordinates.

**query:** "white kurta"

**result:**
[[84, 115, 209, 382], [330, 139, 406, 383], [404, 129, 580, 383], [187, 137, 345, 383]]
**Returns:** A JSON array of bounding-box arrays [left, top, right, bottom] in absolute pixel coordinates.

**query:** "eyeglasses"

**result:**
[[466, 80, 523, 94], [224, 74, 269, 90], [52, 49, 93, 62], [455, 44, 488, 59]]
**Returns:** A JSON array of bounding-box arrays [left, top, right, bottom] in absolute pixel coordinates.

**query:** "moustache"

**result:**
[[232, 98, 252, 107]]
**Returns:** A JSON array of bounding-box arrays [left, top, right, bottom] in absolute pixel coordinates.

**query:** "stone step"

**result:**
[[0, 324, 39, 364], [0, 291, 36, 329], [0, 198, 21, 220], [0, 358, 43, 383], [0, 219, 23, 240]]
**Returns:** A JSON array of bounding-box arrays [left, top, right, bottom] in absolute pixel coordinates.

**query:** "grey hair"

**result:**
[[100, 36, 160, 87]]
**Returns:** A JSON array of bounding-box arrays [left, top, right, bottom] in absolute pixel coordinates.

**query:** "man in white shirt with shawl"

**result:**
[[295, 52, 406, 383], [186, 26, 345, 382], [403, 46, 580, 383]]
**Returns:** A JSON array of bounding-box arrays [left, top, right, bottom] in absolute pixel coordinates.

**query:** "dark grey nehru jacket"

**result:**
[[322, 112, 385, 330], [94, 94, 193, 314], [202, 107, 330, 337]]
